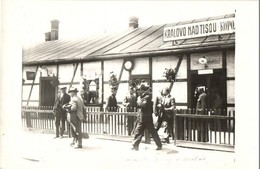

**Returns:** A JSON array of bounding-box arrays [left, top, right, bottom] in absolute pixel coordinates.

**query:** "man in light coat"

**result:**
[[63, 87, 86, 148], [154, 87, 176, 143]]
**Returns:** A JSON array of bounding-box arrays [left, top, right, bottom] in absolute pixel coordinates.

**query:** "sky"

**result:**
[[20, 0, 238, 46]]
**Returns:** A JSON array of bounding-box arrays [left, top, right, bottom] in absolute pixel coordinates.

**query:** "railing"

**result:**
[[21, 106, 139, 136], [22, 106, 236, 150], [174, 109, 235, 151]]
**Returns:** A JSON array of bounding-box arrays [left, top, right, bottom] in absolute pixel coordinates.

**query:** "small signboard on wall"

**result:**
[[198, 69, 213, 74]]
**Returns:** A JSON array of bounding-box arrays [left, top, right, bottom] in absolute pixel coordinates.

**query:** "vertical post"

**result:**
[[174, 109, 177, 145]]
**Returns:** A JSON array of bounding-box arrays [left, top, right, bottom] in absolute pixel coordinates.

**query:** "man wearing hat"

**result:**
[[63, 87, 86, 148], [53, 87, 70, 138]]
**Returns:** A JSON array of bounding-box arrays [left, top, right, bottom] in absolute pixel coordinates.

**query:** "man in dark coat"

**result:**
[[105, 86, 118, 112], [132, 81, 162, 151], [196, 87, 208, 142], [154, 87, 176, 143], [53, 87, 70, 138]]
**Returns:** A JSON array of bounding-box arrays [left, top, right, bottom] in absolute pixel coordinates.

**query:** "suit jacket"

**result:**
[[69, 95, 86, 121], [123, 93, 137, 111], [154, 94, 175, 118], [196, 93, 207, 110], [137, 93, 153, 122], [53, 93, 70, 114], [106, 94, 118, 112]]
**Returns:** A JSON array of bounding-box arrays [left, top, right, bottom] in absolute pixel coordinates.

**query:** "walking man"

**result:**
[[53, 87, 70, 139], [132, 81, 162, 151], [63, 87, 86, 148]]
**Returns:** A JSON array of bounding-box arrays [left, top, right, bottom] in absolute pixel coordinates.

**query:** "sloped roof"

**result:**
[[23, 13, 235, 65]]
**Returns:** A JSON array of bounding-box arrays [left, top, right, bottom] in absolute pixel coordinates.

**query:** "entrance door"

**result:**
[[189, 69, 226, 111], [40, 77, 57, 106]]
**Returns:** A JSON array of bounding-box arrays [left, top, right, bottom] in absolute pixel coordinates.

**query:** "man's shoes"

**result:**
[[162, 139, 170, 144], [53, 136, 59, 139], [131, 145, 139, 151], [156, 146, 162, 150], [75, 145, 82, 149], [60, 136, 63, 139]]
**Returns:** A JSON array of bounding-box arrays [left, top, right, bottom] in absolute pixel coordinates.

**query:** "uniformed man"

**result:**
[[132, 81, 162, 151]]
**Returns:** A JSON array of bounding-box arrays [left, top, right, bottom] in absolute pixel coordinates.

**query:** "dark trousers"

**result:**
[[127, 116, 136, 136], [155, 114, 173, 140], [55, 113, 66, 137], [133, 119, 162, 148], [70, 113, 82, 146]]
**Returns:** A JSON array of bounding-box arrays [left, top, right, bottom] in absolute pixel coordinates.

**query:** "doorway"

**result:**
[[40, 77, 57, 106], [189, 69, 226, 111]]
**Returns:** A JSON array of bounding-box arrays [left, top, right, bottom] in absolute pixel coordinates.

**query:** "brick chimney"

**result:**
[[50, 20, 59, 41], [129, 16, 139, 29], [45, 32, 51, 41]]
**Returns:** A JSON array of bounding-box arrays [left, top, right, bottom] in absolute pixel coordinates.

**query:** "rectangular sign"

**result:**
[[163, 18, 235, 41], [198, 69, 213, 75]]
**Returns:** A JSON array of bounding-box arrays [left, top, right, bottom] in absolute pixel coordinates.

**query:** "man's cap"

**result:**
[[60, 87, 67, 90]]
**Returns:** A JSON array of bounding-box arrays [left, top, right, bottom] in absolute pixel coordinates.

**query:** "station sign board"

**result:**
[[163, 17, 235, 42]]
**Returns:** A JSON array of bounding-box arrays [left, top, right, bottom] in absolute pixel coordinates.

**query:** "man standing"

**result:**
[[123, 86, 137, 136], [53, 87, 70, 139], [63, 87, 86, 148], [196, 87, 208, 142], [105, 86, 118, 112], [196, 87, 207, 114], [154, 87, 175, 143], [132, 81, 162, 151]]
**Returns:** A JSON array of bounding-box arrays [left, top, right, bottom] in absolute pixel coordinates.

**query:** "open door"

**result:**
[[40, 77, 58, 106]]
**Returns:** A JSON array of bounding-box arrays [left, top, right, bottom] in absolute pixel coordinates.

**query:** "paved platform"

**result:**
[[1, 131, 236, 169]]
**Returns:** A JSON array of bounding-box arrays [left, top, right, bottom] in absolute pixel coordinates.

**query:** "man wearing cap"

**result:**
[[63, 87, 86, 148], [53, 87, 70, 139], [132, 81, 162, 151]]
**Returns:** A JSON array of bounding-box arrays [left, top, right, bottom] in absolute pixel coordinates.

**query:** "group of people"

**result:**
[[53, 82, 177, 151], [105, 81, 176, 151]]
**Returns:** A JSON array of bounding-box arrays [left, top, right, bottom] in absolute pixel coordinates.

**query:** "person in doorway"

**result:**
[[105, 86, 118, 112], [63, 87, 86, 148], [195, 87, 208, 142], [154, 87, 176, 143], [53, 87, 70, 139], [132, 81, 162, 151], [123, 86, 137, 136], [196, 87, 207, 114]]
